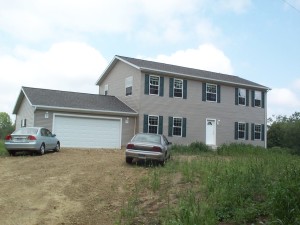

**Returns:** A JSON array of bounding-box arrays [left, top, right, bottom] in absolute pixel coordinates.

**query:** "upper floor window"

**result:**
[[206, 84, 217, 102], [254, 124, 261, 140], [174, 79, 183, 98], [125, 76, 133, 96], [21, 119, 27, 127], [150, 75, 160, 95], [254, 91, 261, 107], [239, 88, 246, 105], [104, 84, 108, 95]]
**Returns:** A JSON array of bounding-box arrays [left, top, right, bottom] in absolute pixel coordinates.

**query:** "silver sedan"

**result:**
[[5, 127, 60, 156], [125, 133, 172, 165]]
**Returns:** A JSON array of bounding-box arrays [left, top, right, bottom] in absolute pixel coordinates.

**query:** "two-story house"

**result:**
[[97, 55, 269, 148], [12, 55, 269, 149]]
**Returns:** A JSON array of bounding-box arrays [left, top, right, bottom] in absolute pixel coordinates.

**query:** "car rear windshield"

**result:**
[[13, 128, 38, 135], [133, 134, 161, 144]]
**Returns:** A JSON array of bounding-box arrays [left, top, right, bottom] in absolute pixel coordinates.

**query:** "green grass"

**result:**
[[117, 143, 300, 225], [0, 140, 8, 156]]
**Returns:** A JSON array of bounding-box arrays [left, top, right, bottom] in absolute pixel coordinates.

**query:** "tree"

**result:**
[[267, 112, 300, 153], [0, 112, 14, 139]]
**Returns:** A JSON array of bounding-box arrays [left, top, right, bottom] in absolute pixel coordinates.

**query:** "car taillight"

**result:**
[[127, 144, 134, 149], [5, 135, 12, 140], [28, 135, 37, 140], [152, 146, 162, 152]]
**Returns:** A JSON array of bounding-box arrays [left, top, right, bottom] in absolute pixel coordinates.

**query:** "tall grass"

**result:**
[[0, 140, 8, 156], [119, 143, 300, 225]]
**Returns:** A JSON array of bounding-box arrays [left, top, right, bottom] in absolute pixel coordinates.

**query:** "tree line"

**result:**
[[0, 112, 15, 139], [267, 112, 300, 153]]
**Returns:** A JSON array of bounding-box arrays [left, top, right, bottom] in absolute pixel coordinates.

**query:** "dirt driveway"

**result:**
[[0, 149, 147, 225]]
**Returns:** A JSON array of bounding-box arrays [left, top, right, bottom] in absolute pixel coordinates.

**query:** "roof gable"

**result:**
[[13, 87, 137, 115], [96, 55, 269, 90]]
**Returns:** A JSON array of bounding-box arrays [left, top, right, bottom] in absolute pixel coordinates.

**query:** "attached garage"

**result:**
[[53, 114, 121, 148]]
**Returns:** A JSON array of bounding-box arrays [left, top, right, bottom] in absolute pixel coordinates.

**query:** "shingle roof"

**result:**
[[13, 87, 137, 115], [109, 55, 268, 90]]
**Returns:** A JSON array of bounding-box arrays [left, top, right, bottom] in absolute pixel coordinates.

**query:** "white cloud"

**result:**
[[146, 43, 233, 74], [215, 0, 252, 13], [268, 87, 300, 116], [0, 42, 107, 117], [293, 79, 300, 90], [0, 0, 251, 43]]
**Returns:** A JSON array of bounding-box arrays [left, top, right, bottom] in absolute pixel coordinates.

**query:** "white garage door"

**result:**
[[53, 115, 121, 149]]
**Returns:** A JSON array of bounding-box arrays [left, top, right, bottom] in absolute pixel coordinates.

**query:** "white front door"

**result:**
[[206, 119, 216, 146]]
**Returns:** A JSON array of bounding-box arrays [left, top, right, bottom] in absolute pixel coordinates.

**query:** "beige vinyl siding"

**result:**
[[99, 61, 142, 111], [34, 110, 136, 146], [139, 73, 266, 147], [15, 97, 34, 130]]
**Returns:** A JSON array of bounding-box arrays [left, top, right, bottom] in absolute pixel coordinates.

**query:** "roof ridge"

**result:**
[[116, 55, 238, 78], [22, 86, 115, 98]]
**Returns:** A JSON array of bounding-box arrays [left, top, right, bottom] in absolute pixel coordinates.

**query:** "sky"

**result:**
[[0, 0, 299, 121]]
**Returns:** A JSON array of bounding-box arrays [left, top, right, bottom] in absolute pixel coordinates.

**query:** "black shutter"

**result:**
[[143, 114, 148, 133], [261, 91, 265, 108], [261, 124, 265, 141], [183, 80, 187, 99], [234, 122, 238, 140], [246, 123, 249, 140], [235, 88, 238, 105], [251, 123, 254, 140], [24, 119, 26, 127], [182, 118, 187, 137], [169, 78, 174, 98], [159, 76, 164, 97], [217, 85, 221, 103], [159, 116, 163, 134], [246, 90, 249, 106], [144, 74, 149, 95], [202, 83, 206, 101], [251, 90, 255, 107], [168, 117, 173, 137]]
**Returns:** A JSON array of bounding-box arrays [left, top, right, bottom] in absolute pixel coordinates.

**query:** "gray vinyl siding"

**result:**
[[15, 97, 34, 130], [98, 61, 142, 111], [34, 110, 136, 146], [138, 73, 266, 147]]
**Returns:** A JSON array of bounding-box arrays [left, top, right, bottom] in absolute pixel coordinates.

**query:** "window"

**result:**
[[21, 119, 26, 127], [206, 84, 217, 102], [104, 84, 108, 95], [254, 91, 261, 107], [254, 124, 261, 140], [239, 88, 246, 105], [125, 76, 133, 96], [150, 75, 160, 95], [238, 122, 246, 139], [174, 79, 183, 98], [148, 116, 159, 134], [173, 117, 182, 136]]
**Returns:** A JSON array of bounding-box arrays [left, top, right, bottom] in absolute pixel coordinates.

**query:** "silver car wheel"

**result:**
[[39, 144, 45, 155], [54, 143, 60, 152]]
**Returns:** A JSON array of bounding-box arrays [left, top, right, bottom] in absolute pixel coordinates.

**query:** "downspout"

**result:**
[[265, 90, 270, 149]]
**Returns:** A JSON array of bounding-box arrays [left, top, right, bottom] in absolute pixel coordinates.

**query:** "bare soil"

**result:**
[[0, 149, 147, 225]]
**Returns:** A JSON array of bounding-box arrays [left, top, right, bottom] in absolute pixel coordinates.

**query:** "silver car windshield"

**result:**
[[133, 134, 161, 144], [13, 128, 38, 135]]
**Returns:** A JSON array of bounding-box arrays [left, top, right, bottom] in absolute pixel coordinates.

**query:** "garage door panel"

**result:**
[[54, 115, 121, 148]]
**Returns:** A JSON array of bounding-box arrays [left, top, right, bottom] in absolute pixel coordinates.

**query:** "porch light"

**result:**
[[45, 112, 49, 119]]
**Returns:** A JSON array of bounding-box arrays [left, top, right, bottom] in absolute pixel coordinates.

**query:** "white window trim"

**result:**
[[149, 75, 160, 96], [254, 124, 262, 140], [173, 117, 183, 137], [254, 91, 262, 108], [148, 115, 159, 134], [173, 78, 183, 98], [104, 84, 109, 95], [206, 83, 217, 102], [125, 76, 133, 96], [238, 88, 246, 106], [238, 122, 246, 140]]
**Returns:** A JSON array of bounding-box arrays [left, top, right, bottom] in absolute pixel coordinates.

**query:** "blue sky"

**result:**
[[0, 0, 299, 120]]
